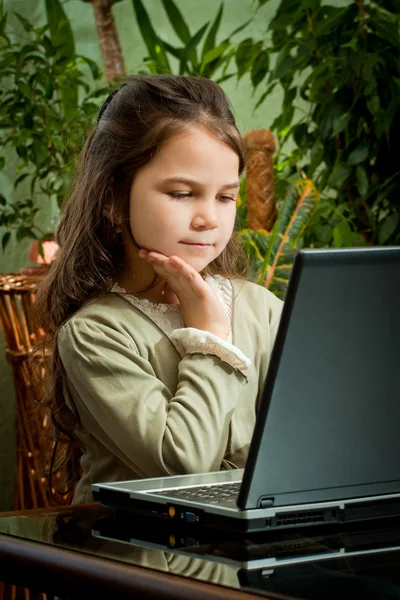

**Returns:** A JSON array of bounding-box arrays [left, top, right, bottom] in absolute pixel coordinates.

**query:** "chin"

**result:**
[[183, 257, 211, 273]]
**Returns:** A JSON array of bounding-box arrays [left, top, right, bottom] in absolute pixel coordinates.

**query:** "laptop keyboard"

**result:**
[[153, 482, 241, 505]]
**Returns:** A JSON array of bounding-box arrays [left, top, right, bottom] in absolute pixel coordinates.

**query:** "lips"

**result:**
[[179, 241, 214, 246]]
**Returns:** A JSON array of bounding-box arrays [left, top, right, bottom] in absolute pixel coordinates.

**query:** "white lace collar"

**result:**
[[111, 275, 232, 313], [110, 275, 233, 342]]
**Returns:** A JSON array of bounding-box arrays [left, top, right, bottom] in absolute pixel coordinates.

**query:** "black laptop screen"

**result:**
[[240, 248, 400, 509]]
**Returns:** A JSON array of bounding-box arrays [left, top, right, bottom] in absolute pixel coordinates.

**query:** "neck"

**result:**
[[115, 254, 179, 305]]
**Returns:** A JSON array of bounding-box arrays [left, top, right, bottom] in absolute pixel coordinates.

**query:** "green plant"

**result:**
[[237, 179, 320, 299], [0, 0, 107, 252], [132, 0, 250, 82], [239, 0, 400, 248]]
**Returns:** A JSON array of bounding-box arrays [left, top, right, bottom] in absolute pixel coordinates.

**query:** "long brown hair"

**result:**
[[35, 75, 249, 495]]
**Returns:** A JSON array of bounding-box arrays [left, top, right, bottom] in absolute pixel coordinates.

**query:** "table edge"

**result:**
[[0, 533, 273, 600]]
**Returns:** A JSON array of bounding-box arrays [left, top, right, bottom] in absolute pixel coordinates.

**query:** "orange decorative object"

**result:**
[[243, 129, 277, 231]]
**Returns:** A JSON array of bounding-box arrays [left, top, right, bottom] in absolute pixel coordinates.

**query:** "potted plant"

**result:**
[[235, 0, 400, 248], [0, 0, 107, 267]]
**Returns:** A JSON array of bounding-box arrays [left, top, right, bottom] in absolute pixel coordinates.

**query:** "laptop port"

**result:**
[[184, 512, 196, 522]]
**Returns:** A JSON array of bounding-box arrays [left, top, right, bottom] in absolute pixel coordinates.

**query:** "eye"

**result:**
[[218, 195, 236, 203], [168, 192, 191, 200]]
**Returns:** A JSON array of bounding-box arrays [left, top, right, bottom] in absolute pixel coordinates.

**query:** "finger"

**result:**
[[168, 256, 206, 297], [141, 255, 183, 293], [142, 252, 206, 297], [146, 254, 180, 280]]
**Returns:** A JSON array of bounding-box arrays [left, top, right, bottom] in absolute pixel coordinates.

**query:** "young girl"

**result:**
[[35, 75, 283, 504]]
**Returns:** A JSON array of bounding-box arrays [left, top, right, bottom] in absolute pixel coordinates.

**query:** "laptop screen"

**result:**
[[240, 248, 400, 510]]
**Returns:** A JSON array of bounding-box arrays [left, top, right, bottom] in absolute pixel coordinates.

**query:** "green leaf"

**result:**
[[315, 6, 349, 37], [18, 82, 32, 100], [45, 0, 75, 58], [201, 42, 230, 71], [347, 144, 369, 166], [263, 179, 320, 291], [356, 166, 368, 197], [161, 0, 191, 44], [332, 113, 350, 136], [0, 13, 8, 38], [202, 3, 223, 60], [254, 83, 276, 110], [16, 226, 36, 242], [216, 73, 235, 84], [78, 56, 101, 80], [251, 49, 269, 88], [13, 172, 29, 188], [23, 112, 34, 129], [235, 38, 255, 80], [328, 164, 350, 187], [351, 232, 367, 247], [132, 0, 170, 72], [13, 12, 33, 32], [159, 39, 182, 60], [180, 23, 209, 73], [223, 19, 252, 44], [373, 5, 400, 47], [2, 232, 11, 252], [270, 9, 299, 30], [0, 157, 4, 171], [378, 212, 399, 245], [333, 220, 352, 248], [45, 0, 77, 116], [293, 122, 308, 149], [366, 95, 380, 115], [274, 56, 296, 80]]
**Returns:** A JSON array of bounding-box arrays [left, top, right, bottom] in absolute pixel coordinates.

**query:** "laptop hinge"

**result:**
[[259, 497, 275, 509]]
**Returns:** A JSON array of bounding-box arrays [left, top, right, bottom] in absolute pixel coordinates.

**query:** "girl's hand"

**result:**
[[138, 250, 230, 341]]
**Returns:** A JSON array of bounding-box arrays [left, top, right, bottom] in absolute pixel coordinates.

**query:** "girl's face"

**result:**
[[128, 126, 240, 273]]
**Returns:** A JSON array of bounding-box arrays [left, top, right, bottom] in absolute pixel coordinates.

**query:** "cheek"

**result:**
[[130, 196, 161, 231], [129, 197, 179, 250], [220, 205, 236, 235]]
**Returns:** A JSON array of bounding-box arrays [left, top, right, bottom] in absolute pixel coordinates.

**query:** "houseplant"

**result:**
[[132, 0, 250, 81], [237, 0, 400, 248], [0, 0, 107, 258]]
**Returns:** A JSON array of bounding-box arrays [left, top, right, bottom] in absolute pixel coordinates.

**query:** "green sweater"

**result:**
[[58, 279, 283, 503]]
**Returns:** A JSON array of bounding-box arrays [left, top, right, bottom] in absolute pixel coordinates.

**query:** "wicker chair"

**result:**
[[0, 273, 73, 510], [0, 273, 76, 600]]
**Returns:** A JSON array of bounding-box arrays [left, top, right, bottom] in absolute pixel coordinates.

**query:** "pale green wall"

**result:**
[[0, 0, 281, 509]]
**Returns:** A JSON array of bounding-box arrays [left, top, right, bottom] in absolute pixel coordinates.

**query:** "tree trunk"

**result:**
[[91, 0, 126, 82]]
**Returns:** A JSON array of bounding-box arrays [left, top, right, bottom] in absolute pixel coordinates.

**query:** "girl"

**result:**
[[35, 75, 283, 504]]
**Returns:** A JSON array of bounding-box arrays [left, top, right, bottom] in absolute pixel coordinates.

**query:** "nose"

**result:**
[[191, 198, 219, 231]]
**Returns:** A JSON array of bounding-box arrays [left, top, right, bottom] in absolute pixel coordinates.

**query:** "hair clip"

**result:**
[[97, 83, 127, 124]]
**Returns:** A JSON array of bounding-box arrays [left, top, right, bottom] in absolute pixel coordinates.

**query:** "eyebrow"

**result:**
[[160, 177, 240, 189]]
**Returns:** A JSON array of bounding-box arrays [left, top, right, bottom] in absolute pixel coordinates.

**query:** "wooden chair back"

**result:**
[[0, 274, 73, 509]]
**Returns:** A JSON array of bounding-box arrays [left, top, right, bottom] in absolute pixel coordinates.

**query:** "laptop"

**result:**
[[92, 247, 400, 533]]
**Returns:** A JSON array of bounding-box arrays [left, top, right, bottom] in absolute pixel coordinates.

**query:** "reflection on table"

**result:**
[[1, 504, 400, 599]]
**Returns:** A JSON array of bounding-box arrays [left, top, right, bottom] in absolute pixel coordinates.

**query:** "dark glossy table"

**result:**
[[1, 504, 400, 599]]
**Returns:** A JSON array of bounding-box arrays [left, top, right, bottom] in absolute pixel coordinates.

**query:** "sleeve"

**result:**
[[170, 327, 251, 375], [58, 317, 248, 479]]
